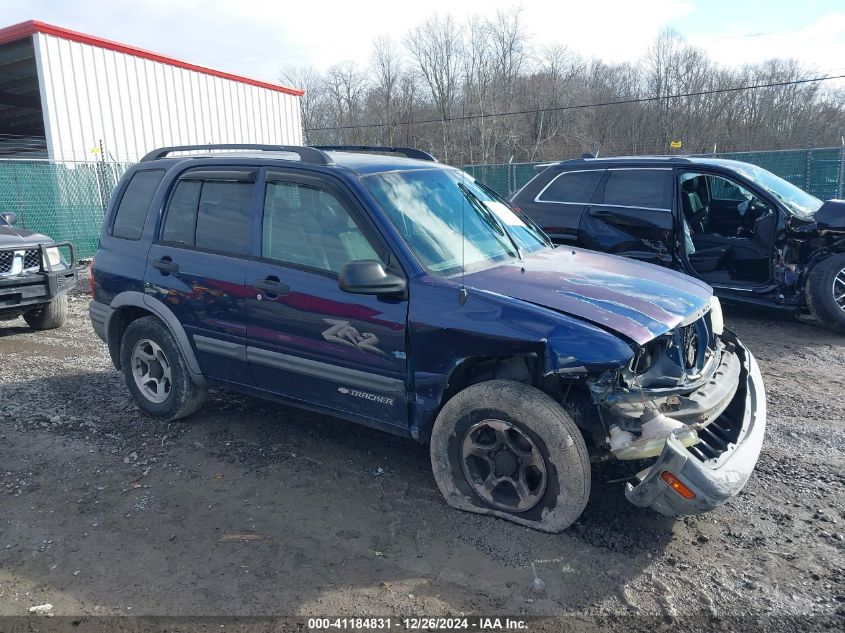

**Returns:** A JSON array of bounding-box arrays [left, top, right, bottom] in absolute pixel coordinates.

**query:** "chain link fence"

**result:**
[[0, 147, 842, 260], [0, 160, 128, 259], [463, 147, 845, 200]]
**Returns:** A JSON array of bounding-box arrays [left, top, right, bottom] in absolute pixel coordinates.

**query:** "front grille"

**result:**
[[0, 248, 42, 275], [687, 415, 742, 462], [0, 250, 12, 274], [23, 248, 41, 269], [687, 366, 745, 463]]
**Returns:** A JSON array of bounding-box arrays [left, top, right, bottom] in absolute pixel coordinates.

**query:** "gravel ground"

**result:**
[[1, 282, 844, 630]]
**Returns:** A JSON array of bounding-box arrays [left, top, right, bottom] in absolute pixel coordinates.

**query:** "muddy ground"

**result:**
[[1, 282, 844, 631]]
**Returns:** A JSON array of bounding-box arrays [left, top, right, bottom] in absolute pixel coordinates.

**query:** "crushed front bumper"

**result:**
[[624, 335, 766, 515]]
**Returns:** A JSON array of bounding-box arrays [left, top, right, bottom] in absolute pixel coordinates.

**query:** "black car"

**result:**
[[512, 156, 845, 331], [0, 212, 78, 330]]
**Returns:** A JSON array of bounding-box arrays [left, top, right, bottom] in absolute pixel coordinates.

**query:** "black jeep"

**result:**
[[0, 211, 78, 330], [512, 156, 845, 331]]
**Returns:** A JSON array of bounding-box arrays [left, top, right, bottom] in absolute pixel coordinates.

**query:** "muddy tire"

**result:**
[[120, 316, 206, 421], [24, 295, 67, 330], [429, 379, 590, 533], [805, 254, 845, 333]]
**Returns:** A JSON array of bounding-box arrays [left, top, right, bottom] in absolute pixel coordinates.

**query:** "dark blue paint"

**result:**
[[92, 150, 715, 442]]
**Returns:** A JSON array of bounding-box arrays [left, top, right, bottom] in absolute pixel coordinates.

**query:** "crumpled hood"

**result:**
[[464, 247, 712, 346], [813, 199, 845, 232], [0, 225, 51, 247]]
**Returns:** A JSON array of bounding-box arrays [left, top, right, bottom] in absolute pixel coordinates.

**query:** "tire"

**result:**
[[119, 316, 206, 421], [429, 379, 591, 533], [24, 295, 67, 330], [805, 254, 845, 333]]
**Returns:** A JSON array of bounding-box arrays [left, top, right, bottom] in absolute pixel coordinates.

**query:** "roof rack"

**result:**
[[140, 144, 334, 165], [312, 145, 437, 162]]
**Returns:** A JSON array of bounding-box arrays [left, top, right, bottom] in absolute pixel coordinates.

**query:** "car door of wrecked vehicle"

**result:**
[[578, 167, 676, 266]]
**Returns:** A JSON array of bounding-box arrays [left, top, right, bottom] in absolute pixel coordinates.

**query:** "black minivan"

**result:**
[[512, 156, 845, 331]]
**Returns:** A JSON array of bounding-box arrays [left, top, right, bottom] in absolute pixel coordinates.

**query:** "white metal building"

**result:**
[[0, 20, 303, 162]]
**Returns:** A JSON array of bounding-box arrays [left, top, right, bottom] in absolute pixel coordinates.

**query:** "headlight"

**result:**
[[709, 295, 724, 335], [44, 246, 62, 268]]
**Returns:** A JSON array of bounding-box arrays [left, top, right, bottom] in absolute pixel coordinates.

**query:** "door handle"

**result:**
[[254, 277, 290, 297], [590, 208, 615, 220], [153, 257, 179, 274]]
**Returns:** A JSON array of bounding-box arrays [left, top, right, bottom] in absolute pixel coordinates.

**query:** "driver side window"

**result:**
[[678, 171, 776, 284], [679, 172, 756, 236], [706, 175, 751, 203], [262, 180, 382, 275]]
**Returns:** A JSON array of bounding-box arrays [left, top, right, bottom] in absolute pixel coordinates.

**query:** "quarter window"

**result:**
[[112, 170, 164, 240], [601, 170, 671, 209], [262, 181, 381, 274], [538, 170, 604, 204], [161, 177, 253, 256]]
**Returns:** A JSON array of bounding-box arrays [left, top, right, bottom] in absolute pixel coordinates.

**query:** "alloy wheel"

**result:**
[[131, 338, 172, 404], [461, 419, 547, 513], [834, 267, 845, 314]]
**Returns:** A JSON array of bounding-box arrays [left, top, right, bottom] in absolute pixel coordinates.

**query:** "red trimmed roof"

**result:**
[[0, 19, 304, 96]]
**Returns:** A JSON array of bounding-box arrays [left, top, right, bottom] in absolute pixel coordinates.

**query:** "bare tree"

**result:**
[[323, 62, 368, 144], [405, 14, 463, 161], [287, 18, 845, 165], [280, 65, 324, 143], [370, 35, 403, 145]]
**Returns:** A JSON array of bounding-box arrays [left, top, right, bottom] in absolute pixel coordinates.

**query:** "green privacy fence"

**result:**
[[0, 160, 128, 259], [463, 147, 845, 200], [0, 147, 842, 260]]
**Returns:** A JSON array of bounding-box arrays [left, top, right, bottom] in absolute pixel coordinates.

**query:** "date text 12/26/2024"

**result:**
[[307, 617, 529, 630]]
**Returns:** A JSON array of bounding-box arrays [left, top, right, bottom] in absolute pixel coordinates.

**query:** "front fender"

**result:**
[[408, 278, 634, 440]]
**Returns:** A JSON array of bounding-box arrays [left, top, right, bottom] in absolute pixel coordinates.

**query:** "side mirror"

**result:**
[[1, 212, 16, 226], [339, 260, 407, 297]]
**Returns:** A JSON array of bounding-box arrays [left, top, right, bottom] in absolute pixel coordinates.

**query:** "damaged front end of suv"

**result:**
[[585, 297, 766, 515]]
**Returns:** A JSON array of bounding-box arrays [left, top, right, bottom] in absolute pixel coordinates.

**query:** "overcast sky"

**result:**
[[4, 0, 844, 89]]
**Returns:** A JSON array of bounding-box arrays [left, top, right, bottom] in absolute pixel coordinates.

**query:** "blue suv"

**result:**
[[89, 145, 766, 532]]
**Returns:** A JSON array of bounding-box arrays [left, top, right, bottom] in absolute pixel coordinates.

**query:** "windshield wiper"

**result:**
[[458, 183, 523, 260]]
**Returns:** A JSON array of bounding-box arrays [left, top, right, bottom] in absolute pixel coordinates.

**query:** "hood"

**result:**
[[464, 247, 712, 346], [813, 199, 845, 232], [0, 225, 52, 247]]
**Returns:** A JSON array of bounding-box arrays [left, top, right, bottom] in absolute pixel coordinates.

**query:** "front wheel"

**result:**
[[806, 254, 845, 332], [429, 380, 591, 533], [24, 295, 67, 330]]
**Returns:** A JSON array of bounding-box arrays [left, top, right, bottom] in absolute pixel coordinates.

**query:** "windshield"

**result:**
[[733, 163, 823, 218], [362, 169, 551, 275]]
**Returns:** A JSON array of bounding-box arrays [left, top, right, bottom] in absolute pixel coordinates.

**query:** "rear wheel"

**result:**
[[24, 295, 67, 330], [120, 316, 206, 421], [805, 254, 845, 332], [430, 380, 591, 533]]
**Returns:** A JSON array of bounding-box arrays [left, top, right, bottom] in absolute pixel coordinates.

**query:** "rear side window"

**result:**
[[111, 170, 164, 239], [161, 177, 253, 256], [601, 169, 672, 209], [538, 170, 604, 204]]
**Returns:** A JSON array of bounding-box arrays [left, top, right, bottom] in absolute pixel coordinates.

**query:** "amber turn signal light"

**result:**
[[660, 471, 696, 500]]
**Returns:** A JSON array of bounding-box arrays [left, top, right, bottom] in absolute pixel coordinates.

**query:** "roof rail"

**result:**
[[140, 144, 334, 165], [312, 145, 437, 162]]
